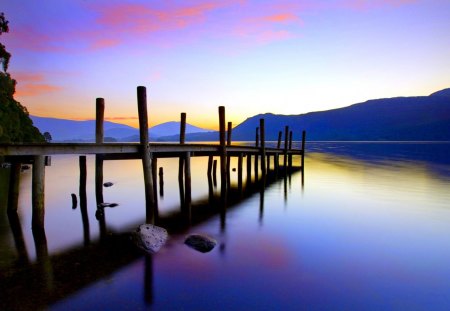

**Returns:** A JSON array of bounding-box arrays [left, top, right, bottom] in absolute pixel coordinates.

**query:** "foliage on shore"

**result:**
[[0, 12, 44, 143]]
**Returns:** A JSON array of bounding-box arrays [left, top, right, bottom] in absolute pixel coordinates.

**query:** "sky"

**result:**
[[2, 0, 450, 130]]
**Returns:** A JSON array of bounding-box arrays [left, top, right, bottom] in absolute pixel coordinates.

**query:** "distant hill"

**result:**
[[30, 116, 211, 142], [31, 88, 450, 142], [179, 88, 450, 142]]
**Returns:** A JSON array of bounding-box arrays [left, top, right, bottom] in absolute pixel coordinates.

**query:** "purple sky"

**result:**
[[2, 0, 449, 129]]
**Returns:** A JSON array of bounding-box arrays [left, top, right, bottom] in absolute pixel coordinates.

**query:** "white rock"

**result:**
[[133, 224, 168, 253]]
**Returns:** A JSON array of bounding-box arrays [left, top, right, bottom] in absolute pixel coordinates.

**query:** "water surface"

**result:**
[[1, 142, 450, 310]]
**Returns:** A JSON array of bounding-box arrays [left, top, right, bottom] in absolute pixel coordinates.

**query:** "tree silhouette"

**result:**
[[0, 12, 44, 143], [43, 131, 52, 142]]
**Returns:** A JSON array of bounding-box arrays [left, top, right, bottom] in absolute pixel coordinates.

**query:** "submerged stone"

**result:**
[[184, 234, 217, 253], [133, 224, 168, 253]]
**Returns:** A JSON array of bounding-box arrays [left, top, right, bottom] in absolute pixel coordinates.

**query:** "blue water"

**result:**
[[1, 142, 450, 310]]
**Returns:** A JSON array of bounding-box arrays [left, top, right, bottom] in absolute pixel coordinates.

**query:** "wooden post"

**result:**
[[260, 119, 266, 175], [288, 130, 293, 169], [79, 156, 90, 246], [7, 162, 21, 214], [95, 98, 104, 204], [213, 159, 218, 187], [137, 86, 155, 224], [179, 112, 186, 190], [152, 157, 159, 218], [283, 126, 289, 170], [238, 153, 243, 192], [180, 112, 186, 144], [277, 131, 282, 149], [227, 121, 232, 186], [184, 151, 191, 209], [301, 130, 306, 170], [246, 153, 252, 184], [219, 106, 227, 192], [227, 121, 232, 146], [96, 98, 105, 144], [32, 155, 45, 231], [207, 156, 213, 177], [158, 167, 164, 197], [255, 127, 259, 147]]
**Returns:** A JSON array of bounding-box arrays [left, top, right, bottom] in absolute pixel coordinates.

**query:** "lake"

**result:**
[[1, 142, 450, 310]]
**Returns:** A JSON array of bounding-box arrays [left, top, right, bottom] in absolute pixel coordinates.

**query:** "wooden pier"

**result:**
[[0, 86, 306, 230]]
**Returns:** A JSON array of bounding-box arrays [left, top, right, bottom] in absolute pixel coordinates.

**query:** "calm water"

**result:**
[[1, 142, 450, 310]]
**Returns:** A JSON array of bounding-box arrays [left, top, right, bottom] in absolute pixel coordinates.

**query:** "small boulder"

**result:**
[[132, 224, 168, 253], [184, 234, 217, 253]]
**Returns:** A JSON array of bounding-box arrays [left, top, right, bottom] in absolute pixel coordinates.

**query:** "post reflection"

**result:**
[[0, 154, 305, 310]]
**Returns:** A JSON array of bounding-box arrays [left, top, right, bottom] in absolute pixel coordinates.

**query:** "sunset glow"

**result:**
[[2, 0, 449, 129]]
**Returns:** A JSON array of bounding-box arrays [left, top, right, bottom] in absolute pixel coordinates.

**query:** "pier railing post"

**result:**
[[137, 86, 156, 224], [179, 113, 186, 190]]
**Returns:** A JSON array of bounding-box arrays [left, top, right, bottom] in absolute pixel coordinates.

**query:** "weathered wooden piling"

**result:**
[[137, 86, 155, 223], [178, 113, 186, 191], [184, 151, 192, 207], [96, 98, 104, 143], [238, 153, 243, 192], [227, 121, 232, 186], [152, 158, 159, 218], [213, 159, 218, 187], [283, 126, 289, 170], [277, 131, 282, 149], [79, 156, 90, 246], [95, 98, 105, 204], [288, 130, 293, 169], [158, 167, 164, 197], [260, 119, 266, 175], [254, 127, 259, 178], [219, 106, 227, 192], [301, 130, 306, 170], [207, 156, 213, 177], [32, 155, 46, 231], [7, 162, 21, 213]]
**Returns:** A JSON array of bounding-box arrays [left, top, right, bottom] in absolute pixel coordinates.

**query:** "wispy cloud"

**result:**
[[5, 0, 417, 53], [12, 72, 62, 97], [105, 116, 139, 121]]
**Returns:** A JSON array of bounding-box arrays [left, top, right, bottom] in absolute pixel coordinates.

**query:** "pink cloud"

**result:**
[[5, 0, 417, 53], [339, 0, 417, 10], [12, 72, 62, 97]]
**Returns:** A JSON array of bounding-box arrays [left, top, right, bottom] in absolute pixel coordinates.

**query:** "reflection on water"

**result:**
[[1, 142, 450, 310]]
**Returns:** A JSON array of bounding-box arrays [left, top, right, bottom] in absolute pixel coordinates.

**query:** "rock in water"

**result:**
[[133, 224, 168, 253], [184, 234, 217, 253], [103, 182, 114, 187]]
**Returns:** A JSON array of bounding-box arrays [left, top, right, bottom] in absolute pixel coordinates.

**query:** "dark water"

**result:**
[[1, 142, 450, 310]]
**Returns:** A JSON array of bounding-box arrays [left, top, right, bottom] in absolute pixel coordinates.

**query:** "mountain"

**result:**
[[179, 88, 450, 141], [30, 116, 211, 142], [123, 121, 211, 142]]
